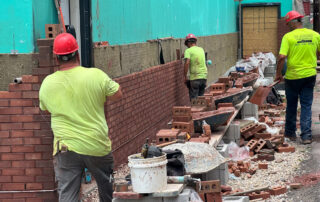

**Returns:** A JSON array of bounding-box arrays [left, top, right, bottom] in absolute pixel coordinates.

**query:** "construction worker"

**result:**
[[184, 34, 208, 100], [39, 33, 122, 202], [275, 11, 320, 144]]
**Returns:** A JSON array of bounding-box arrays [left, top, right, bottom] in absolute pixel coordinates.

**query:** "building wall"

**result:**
[[240, 0, 292, 17], [91, 0, 238, 45], [93, 33, 238, 84], [0, 0, 57, 54]]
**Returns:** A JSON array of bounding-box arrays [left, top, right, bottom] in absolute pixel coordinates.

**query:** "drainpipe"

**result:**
[[235, 0, 243, 59]]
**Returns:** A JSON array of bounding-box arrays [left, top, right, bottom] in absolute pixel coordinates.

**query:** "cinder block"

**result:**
[[223, 196, 249, 202], [203, 163, 229, 185], [241, 102, 258, 119], [216, 144, 228, 158], [223, 122, 240, 144]]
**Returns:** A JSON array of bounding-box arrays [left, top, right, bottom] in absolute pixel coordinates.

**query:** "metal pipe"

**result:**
[[14, 77, 22, 84]]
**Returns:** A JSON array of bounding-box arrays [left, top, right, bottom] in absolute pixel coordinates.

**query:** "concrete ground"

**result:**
[[287, 74, 320, 202]]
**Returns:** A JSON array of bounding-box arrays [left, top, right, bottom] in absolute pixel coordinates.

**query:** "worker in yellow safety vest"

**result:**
[[39, 33, 122, 202], [275, 10, 320, 144], [184, 34, 208, 100]]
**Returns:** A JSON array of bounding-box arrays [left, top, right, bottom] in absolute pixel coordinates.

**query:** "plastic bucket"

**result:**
[[128, 153, 168, 193]]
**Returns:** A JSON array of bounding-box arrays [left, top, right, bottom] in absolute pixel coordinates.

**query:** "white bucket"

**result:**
[[128, 153, 168, 193]]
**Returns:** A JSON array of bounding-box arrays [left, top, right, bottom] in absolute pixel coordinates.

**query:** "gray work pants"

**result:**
[[54, 151, 114, 202]]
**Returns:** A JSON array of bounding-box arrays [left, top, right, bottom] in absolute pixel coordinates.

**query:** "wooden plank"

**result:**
[[209, 96, 250, 148]]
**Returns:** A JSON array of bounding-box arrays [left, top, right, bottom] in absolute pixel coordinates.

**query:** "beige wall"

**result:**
[[93, 33, 238, 84]]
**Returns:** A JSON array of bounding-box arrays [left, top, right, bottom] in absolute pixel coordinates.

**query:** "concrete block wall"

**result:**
[[0, 39, 57, 201], [105, 60, 189, 167], [94, 33, 238, 84]]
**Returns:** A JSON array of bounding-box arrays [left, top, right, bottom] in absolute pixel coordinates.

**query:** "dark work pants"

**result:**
[[54, 151, 114, 202], [285, 75, 316, 140], [189, 79, 207, 100]]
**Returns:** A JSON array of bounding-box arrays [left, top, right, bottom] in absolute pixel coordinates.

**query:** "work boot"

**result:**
[[285, 136, 297, 142], [301, 139, 312, 144]]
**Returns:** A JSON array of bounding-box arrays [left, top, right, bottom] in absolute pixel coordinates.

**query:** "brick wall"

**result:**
[[107, 60, 189, 167], [0, 39, 57, 201], [0, 38, 189, 200]]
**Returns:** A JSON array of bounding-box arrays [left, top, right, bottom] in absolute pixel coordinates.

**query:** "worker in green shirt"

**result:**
[[275, 11, 320, 144], [184, 34, 208, 100], [39, 33, 122, 202]]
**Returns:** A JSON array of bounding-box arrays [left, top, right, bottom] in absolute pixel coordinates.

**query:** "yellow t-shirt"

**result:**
[[279, 28, 320, 80], [184, 46, 208, 80], [39, 66, 119, 156]]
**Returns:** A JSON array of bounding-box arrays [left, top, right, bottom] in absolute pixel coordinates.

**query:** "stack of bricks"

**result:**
[[0, 38, 57, 201], [105, 60, 189, 167], [191, 96, 215, 112], [228, 161, 256, 178]]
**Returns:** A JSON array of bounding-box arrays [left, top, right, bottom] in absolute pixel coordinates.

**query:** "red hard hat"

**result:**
[[185, 33, 197, 41], [285, 11, 304, 23], [53, 33, 79, 55]]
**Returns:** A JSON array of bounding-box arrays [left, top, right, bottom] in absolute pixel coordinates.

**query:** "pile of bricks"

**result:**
[[228, 161, 256, 178]]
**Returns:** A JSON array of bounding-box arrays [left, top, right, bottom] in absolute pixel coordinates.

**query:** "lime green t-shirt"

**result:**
[[279, 28, 320, 80], [184, 46, 208, 80], [39, 66, 119, 156]]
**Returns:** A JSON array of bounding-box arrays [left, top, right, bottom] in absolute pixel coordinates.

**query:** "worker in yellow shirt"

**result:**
[[275, 11, 320, 144], [184, 34, 208, 100], [39, 33, 122, 202]]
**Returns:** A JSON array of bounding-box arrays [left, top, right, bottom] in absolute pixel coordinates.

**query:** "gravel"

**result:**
[[227, 141, 310, 202]]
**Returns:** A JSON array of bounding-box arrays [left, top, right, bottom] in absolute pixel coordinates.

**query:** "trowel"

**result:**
[[249, 80, 280, 106]]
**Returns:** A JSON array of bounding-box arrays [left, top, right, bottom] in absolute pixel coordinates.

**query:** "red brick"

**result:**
[[0, 107, 22, 114], [24, 138, 41, 145], [36, 175, 54, 182], [32, 84, 41, 91], [0, 176, 12, 183], [25, 168, 43, 176], [22, 75, 39, 83], [217, 103, 233, 108], [249, 191, 270, 200], [0, 161, 12, 168], [1, 153, 25, 160], [0, 99, 9, 106], [0, 91, 22, 99], [11, 130, 34, 138], [9, 83, 32, 92], [22, 91, 39, 99], [2, 168, 25, 176], [36, 160, 53, 168], [42, 168, 54, 176], [42, 182, 55, 190], [41, 137, 53, 144], [13, 192, 37, 198], [11, 146, 35, 153], [0, 115, 11, 122], [277, 146, 295, 153], [0, 193, 13, 199], [0, 138, 23, 145], [258, 163, 268, 169], [206, 192, 222, 202], [0, 131, 9, 138], [25, 153, 42, 160], [26, 198, 43, 202], [23, 107, 40, 115], [12, 161, 35, 168], [42, 152, 53, 160], [10, 99, 33, 107], [269, 186, 287, 195], [23, 123, 41, 130], [2, 183, 25, 191], [11, 115, 34, 122], [13, 176, 35, 183], [0, 123, 23, 130], [35, 145, 53, 152], [0, 146, 11, 152], [26, 183, 43, 190]]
